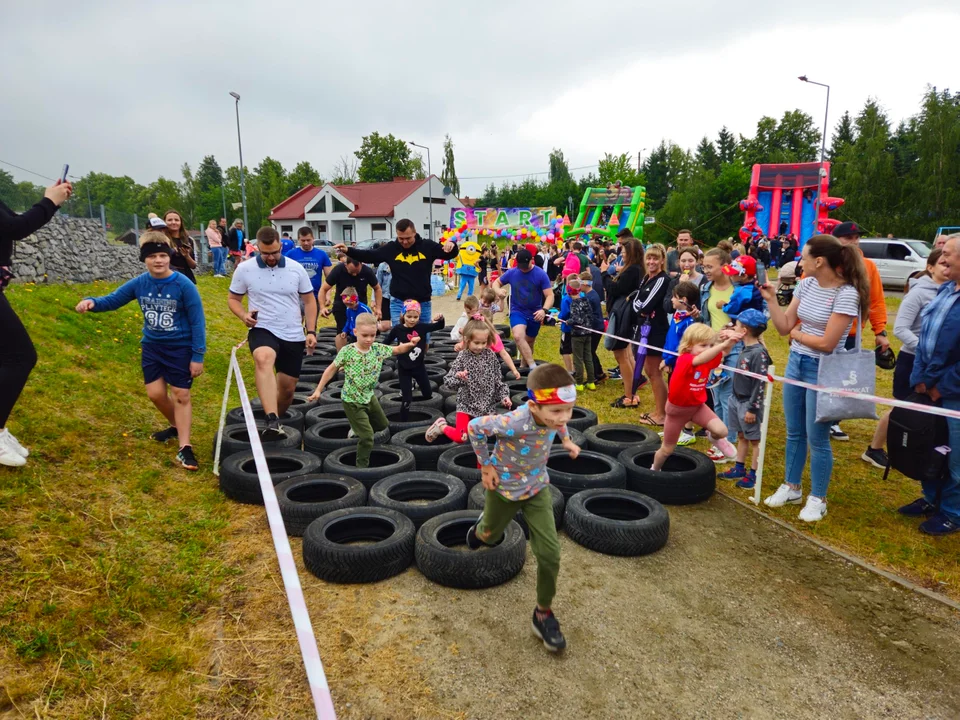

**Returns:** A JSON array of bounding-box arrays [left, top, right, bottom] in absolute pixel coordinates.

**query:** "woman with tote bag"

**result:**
[[758, 234, 870, 522]]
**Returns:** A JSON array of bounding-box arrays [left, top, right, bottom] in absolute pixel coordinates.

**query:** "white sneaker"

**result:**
[[0, 442, 26, 467], [0, 429, 28, 458], [424, 417, 448, 443], [347, 428, 355, 439], [706, 445, 731, 464], [798, 495, 827, 522], [764, 483, 803, 508]]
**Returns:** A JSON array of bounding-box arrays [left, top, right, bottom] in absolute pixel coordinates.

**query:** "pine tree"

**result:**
[[440, 135, 460, 197], [716, 126, 737, 164], [695, 137, 720, 173], [829, 111, 855, 162]]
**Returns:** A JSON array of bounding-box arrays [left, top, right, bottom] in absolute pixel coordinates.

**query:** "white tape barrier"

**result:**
[[215, 346, 337, 720]]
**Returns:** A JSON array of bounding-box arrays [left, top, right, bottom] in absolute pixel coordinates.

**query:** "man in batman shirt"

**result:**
[[337, 218, 458, 325]]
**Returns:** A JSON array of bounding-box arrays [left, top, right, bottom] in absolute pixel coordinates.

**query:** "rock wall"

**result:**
[[12, 217, 147, 284]]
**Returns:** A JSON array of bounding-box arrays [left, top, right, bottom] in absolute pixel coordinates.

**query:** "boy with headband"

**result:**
[[465, 363, 581, 652]]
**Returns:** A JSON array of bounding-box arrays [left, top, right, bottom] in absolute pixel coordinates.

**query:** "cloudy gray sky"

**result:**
[[2, 0, 956, 198]]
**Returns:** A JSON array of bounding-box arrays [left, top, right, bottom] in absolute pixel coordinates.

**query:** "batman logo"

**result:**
[[396, 252, 427, 265]]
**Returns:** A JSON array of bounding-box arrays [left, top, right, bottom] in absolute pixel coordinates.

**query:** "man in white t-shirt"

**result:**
[[228, 227, 317, 439]]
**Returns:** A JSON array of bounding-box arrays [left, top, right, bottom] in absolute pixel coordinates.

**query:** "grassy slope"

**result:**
[[1, 277, 957, 717]]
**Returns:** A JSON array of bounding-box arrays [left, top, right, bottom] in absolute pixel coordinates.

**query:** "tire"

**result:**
[[389, 426, 457, 471], [322, 445, 416, 489], [505, 379, 529, 396], [566, 406, 599, 432], [305, 405, 350, 427], [467, 483, 565, 537], [378, 379, 439, 396], [369, 472, 467, 527], [295, 381, 317, 395], [436, 445, 482, 489], [380, 391, 443, 410], [556, 427, 586, 448], [545, 448, 626, 501], [219, 449, 323, 505], [226, 405, 305, 435], [618, 443, 716, 505], [318, 387, 382, 406], [217, 422, 302, 460], [302, 507, 415, 583], [384, 406, 444, 435], [288, 392, 321, 416], [423, 356, 447, 369], [564, 489, 669, 556], [275, 473, 367, 536], [415, 510, 526, 589], [584, 424, 659, 458], [303, 419, 390, 457], [443, 395, 457, 413], [424, 366, 448, 385], [444, 406, 512, 429]]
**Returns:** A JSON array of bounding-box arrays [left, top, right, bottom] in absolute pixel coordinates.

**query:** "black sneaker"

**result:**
[[532, 608, 567, 652], [897, 498, 938, 517], [261, 414, 286, 441], [151, 426, 178, 443], [465, 520, 484, 550], [695, 428, 708, 438], [829, 424, 849, 441], [176, 445, 199, 471], [861, 446, 888, 469]]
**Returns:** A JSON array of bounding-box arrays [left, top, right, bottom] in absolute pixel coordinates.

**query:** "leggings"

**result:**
[[590, 332, 603, 378], [443, 411, 474, 443], [397, 365, 433, 421], [0, 292, 38, 427], [663, 401, 718, 447]]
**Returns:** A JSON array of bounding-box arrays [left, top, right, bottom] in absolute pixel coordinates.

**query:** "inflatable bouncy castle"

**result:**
[[739, 162, 843, 250]]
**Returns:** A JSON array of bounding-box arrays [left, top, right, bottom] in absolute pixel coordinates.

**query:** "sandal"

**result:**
[[637, 412, 664, 427], [610, 395, 626, 408]]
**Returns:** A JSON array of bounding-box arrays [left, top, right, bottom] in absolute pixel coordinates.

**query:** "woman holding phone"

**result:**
[[0, 179, 73, 466], [163, 209, 197, 284]]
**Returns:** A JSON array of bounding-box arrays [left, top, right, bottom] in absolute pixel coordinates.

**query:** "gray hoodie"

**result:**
[[894, 275, 942, 355]]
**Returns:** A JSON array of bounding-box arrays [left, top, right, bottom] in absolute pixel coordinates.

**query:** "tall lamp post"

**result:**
[[229, 91, 250, 235], [407, 141, 432, 240], [799, 75, 830, 231]]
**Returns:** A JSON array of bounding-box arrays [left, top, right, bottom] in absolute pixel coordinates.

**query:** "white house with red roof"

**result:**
[[268, 176, 463, 244]]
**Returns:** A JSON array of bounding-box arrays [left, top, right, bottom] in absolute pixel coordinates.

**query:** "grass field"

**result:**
[[0, 275, 957, 717]]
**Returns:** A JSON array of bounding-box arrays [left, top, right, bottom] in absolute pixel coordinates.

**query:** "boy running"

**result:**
[[466, 363, 580, 652], [75, 231, 206, 470]]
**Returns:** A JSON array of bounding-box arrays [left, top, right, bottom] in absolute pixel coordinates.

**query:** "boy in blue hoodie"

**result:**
[[75, 232, 206, 470], [662, 280, 700, 371], [556, 276, 581, 377]]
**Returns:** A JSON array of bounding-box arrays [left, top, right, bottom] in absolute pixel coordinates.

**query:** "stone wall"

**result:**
[[12, 217, 147, 284]]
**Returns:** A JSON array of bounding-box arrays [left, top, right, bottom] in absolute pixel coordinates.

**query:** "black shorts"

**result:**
[[892, 351, 915, 401], [141, 342, 193, 389], [333, 305, 347, 333], [559, 329, 573, 355], [248, 328, 305, 378]]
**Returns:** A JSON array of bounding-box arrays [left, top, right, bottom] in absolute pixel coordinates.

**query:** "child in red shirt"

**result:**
[[653, 323, 742, 471]]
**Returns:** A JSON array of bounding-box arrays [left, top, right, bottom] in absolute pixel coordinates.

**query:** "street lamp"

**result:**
[[798, 76, 830, 166], [408, 141, 432, 240], [229, 91, 250, 236]]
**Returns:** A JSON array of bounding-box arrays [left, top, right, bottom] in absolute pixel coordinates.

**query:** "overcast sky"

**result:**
[[2, 1, 956, 198]]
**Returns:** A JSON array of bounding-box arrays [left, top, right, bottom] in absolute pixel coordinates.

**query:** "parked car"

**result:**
[[355, 238, 391, 252], [859, 238, 932, 289]]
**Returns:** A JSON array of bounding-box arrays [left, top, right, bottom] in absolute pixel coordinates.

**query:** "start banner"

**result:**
[[451, 207, 557, 230]]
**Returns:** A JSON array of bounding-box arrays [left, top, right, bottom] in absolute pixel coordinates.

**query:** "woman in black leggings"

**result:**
[[0, 180, 73, 466]]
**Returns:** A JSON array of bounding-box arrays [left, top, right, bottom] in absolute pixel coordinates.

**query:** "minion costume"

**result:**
[[455, 239, 482, 299]]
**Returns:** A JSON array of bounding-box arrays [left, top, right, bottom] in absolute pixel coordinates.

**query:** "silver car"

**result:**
[[859, 238, 932, 289]]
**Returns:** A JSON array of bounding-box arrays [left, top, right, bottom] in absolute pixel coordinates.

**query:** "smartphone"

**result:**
[[60, 165, 69, 183], [251, 310, 259, 321]]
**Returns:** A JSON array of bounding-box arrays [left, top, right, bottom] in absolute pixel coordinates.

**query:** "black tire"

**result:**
[[511, 392, 529, 408], [380, 391, 443, 410], [305, 405, 350, 427], [302, 507, 415, 583], [443, 395, 457, 413], [545, 448, 626, 501], [467, 483, 565, 537], [322, 445, 416, 489], [369, 472, 467, 527], [389, 426, 457, 471], [564, 489, 669, 556], [303, 419, 390, 457], [295, 381, 317, 395], [318, 387, 382, 406], [275, 473, 367, 536], [378, 378, 440, 396], [436, 445, 483, 489], [444, 406, 512, 428], [288, 392, 321, 416], [415, 510, 526, 589], [505, 379, 529, 396], [217, 422, 302, 460], [584, 424, 659, 458], [423, 356, 447, 368], [424, 366, 448, 385], [384, 406, 444, 435], [618, 443, 716, 505], [219, 449, 323, 505], [226, 405, 305, 434], [566, 406, 599, 432], [555, 427, 586, 448]]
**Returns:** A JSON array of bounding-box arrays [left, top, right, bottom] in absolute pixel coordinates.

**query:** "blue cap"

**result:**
[[736, 308, 767, 329]]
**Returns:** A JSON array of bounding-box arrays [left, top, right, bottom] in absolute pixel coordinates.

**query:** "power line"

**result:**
[[0, 158, 82, 182], [459, 164, 599, 181]]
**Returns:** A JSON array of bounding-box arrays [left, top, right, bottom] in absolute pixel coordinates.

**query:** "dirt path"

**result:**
[[202, 492, 960, 719]]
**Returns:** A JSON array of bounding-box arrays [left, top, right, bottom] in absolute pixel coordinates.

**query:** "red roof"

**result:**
[[268, 184, 319, 221], [269, 177, 441, 221]]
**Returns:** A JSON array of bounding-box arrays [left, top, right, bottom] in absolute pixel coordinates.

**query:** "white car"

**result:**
[[859, 238, 932, 290]]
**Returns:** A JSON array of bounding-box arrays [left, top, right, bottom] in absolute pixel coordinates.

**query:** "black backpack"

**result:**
[[569, 295, 594, 336], [884, 393, 950, 484]]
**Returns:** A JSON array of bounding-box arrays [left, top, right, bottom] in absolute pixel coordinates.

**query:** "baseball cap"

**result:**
[[516, 249, 533, 267], [833, 221, 866, 238], [722, 255, 757, 277], [736, 308, 767, 330], [147, 216, 167, 230]]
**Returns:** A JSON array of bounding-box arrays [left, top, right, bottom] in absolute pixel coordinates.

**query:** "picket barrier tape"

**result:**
[[214, 343, 337, 720]]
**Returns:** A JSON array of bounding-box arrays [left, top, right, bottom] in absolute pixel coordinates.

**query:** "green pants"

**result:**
[[343, 397, 388, 468], [571, 335, 595, 384], [477, 487, 560, 608]]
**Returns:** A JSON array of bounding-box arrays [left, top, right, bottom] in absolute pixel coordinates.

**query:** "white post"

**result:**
[[750, 364, 775, 505]]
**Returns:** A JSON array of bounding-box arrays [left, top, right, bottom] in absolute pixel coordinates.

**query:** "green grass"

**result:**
[[1, 277, 957, 717]]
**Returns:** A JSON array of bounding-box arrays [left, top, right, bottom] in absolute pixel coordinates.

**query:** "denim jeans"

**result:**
[[923, 397, 960, 523], [711, 340, 742, 443], [212, 246, 227, 276], [782, 352, 833, 497]]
